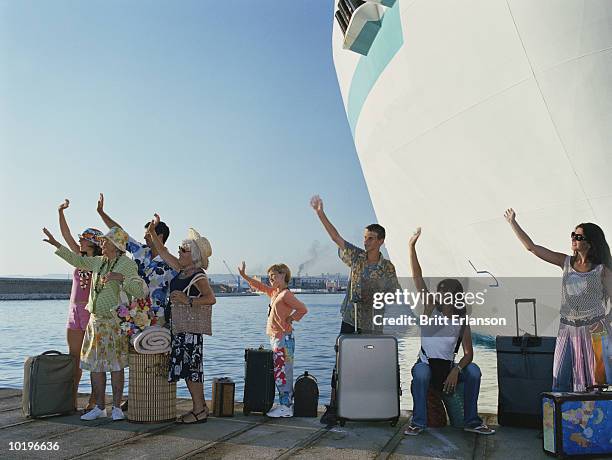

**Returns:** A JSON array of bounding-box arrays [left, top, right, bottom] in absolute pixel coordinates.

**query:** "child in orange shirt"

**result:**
[[238, 262, 308, 417]]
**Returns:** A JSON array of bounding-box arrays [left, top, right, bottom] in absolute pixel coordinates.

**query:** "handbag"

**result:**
[[171, 272, 212, 335]]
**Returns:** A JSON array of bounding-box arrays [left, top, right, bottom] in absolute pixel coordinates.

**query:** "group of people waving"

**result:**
[[42, 193, 611, 434]]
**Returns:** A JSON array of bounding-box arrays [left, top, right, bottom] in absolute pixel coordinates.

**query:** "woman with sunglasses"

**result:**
[[57, 199, 103, 412], [505, 209, 612, 391], [145, 222, 215, 424]]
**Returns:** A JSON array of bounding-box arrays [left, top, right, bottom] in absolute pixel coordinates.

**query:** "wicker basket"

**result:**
[[127, 351, 176, 423]]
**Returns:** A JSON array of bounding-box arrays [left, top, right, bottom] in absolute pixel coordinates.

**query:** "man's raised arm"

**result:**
[[310, 195, 345, 249]]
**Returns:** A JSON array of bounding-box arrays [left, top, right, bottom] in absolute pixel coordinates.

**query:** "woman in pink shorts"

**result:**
[[58, 199, 103, 411]]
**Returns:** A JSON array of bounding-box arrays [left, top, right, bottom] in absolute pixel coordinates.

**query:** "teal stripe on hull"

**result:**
[[346, 2, 403, 136]]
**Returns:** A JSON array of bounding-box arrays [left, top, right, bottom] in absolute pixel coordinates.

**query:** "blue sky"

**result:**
[[0, 0, 377, 277]]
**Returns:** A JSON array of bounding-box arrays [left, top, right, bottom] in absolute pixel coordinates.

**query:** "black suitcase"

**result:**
[[243, 347, 275, 415], [293, 371, 319, 417], [496, 298, 556, 428], [542, 386, 612, 457]]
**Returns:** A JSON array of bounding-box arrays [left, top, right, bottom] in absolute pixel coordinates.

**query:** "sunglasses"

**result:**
[[571, 232, 588, 242]]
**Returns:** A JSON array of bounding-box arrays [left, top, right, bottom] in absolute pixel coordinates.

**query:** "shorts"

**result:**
[[67, 302, 91, 331]]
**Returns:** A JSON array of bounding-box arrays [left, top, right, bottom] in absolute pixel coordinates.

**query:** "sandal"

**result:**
[[404, 424, 425, 436], [176, 407, 208, 424], [464, 424, 495, 435]]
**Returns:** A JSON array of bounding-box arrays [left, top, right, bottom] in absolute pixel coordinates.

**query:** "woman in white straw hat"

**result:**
[[146, 223, 216, 424], [43, 225, 144, 422]]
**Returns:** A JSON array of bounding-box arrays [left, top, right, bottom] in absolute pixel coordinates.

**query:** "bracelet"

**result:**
[[455, 364, 463, 373]]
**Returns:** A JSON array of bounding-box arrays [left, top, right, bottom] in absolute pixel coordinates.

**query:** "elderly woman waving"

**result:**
[[43, 226, 144, 421], [145, 221, 216, 424]]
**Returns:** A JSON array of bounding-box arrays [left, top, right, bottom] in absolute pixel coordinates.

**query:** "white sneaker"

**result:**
[[80, 405, 107, 421], [111, 406, 125, 421], [266, 405, 293, 418]]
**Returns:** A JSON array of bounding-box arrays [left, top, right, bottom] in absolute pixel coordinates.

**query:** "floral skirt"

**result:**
[[80, 314, 128, 372], [168, 332, 204, 383]]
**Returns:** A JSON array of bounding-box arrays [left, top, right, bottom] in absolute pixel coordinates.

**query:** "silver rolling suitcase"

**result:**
[[335, 304, 401, 426]]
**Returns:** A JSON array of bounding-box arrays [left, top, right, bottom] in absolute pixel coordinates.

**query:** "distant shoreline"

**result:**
[[0, 278, 344, 300]]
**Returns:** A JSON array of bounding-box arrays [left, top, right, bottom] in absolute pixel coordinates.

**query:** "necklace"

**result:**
[[78, 270, 92, 290], [94, 257, 120, 294]]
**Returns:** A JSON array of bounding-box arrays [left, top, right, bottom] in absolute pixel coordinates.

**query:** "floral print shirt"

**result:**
[[127, 237, 177, 323], [339, 241, 400, 332]]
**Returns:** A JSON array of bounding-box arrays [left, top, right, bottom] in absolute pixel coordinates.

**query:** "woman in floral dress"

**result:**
[[43, 226, 144, 421], [146, 223, 215, 424]]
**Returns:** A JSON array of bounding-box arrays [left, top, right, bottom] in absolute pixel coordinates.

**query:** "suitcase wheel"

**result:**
[[390, 418, 398, 427], [338, 418, 346, 427]]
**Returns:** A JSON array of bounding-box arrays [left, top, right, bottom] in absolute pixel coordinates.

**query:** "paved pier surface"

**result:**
[[0, 388, 563, 459]]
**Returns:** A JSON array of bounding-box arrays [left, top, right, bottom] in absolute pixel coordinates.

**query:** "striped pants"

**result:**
[[553, 320, 612, 392]]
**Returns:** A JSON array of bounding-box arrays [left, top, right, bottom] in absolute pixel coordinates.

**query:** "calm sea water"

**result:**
[[0, 294, 499, 413]]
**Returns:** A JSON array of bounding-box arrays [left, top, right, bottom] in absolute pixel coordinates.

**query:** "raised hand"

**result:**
[[153, 213, 161, 227], [145, 218, 156, 238], [409, 227, 422, 247], [310, 195, 323, 213], [238, 261, 247, 278], [97, 193, 104, 213], [504, 208, 516, 224], [42, 228, 60, 247], [58, 199, 70, 212]]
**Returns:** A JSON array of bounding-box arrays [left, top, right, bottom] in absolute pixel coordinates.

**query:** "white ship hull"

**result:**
[[332, 0, 612, 337]]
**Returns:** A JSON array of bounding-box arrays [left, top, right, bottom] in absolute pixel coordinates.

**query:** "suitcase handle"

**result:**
[[297, 371, 318, 384], [514, 298, 537, 337], [41, 350, 63, 356]]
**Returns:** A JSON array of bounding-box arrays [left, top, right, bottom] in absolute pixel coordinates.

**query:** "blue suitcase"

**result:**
[[542, 386, 612, 457]]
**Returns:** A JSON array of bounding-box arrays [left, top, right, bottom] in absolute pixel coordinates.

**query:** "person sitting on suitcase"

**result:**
[[310, 195, 401, 426], [404, 227, 495, 436], [238, 262, 308, 418]]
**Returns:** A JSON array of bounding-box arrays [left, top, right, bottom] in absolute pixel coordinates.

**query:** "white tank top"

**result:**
[[419, 310, 462, 362]]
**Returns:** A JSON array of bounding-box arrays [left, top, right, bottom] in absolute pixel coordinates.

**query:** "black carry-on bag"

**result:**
[[496, 298, 556, 428], [335, 303, 401, 427], [243, 346, 275, 415], [293, 371, 319, 417], [23, 350, 76, 418]]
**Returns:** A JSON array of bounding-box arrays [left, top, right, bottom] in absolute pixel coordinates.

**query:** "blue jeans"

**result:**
[[411, 361, 483, 428]]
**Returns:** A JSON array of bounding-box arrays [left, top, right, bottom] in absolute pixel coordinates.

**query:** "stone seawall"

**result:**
[[0, 278, 71, 300]]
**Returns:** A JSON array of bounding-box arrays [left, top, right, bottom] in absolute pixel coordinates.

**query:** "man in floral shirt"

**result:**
[[310, 195, 401, 425], [97, 194, 177, 323]]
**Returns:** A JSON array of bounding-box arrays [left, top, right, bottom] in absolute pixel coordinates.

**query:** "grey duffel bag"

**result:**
[[23, 350, 76, 418]]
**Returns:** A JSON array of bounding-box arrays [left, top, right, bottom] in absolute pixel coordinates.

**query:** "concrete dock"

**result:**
[[0, 388, 566, 459]]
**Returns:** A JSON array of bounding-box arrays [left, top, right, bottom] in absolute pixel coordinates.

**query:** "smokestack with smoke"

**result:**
[[297, 240, 322, 277]]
